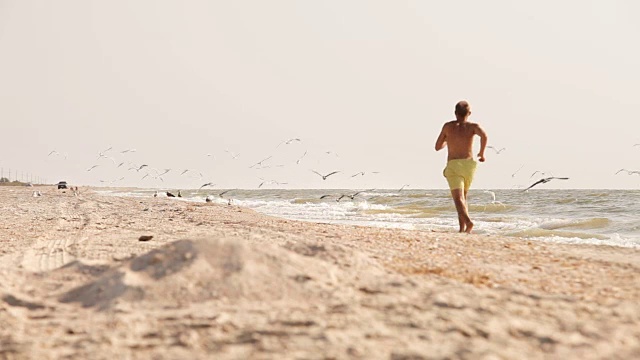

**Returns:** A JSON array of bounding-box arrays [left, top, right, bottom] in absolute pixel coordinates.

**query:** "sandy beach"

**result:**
[[0, 186, 638, 359]]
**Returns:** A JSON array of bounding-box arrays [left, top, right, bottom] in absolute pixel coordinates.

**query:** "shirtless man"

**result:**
[[435, 101, 488, 233]]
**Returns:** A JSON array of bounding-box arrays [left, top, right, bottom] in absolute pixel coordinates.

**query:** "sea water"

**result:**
[[98, 188, 640, 248]]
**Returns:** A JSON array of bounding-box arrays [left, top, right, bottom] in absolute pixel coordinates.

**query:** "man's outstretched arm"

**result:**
[[435, 125, 447, 151], [474, 124, 488, 162]]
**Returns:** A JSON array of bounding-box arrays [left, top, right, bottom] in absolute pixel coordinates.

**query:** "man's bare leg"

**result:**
[[451, 189, 473, 233], [462, 188, 473, 233]]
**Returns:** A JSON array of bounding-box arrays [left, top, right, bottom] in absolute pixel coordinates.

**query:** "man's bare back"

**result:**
[[436, 121, 487, 161]]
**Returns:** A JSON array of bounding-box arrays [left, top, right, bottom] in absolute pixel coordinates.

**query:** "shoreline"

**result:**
[[1, 186, 639, 358]]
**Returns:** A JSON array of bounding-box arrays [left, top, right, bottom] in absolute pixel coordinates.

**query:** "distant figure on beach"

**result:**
[[435, 100, 488, 233]]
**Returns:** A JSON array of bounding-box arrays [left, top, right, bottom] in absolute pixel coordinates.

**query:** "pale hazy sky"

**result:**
[[1, 1, 639, 190]]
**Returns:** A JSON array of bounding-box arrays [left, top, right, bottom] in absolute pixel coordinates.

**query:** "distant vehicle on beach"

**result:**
[[57, 181, 68, 189]]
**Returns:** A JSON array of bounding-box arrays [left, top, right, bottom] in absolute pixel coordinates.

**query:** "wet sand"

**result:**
[[0, 186, 639, 359]]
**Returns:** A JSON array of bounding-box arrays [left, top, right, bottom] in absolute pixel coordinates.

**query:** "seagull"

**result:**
[[101, 156, 117, 165], [87, 165, 99, 172], [258, 179, 287, 188], [482, 190, 506, 209], [249, 156, 272, 168], [48, 150, 59, 157], [177, 190, 182, 198], [117, 162, 125, 168], [511, 164, 524, 178], [487, 146, 506, 154], [319, 194, 335, 200], [180, 169, 192, 176], [206, 153, 215, 159], [218, 189, 236, 197], [166, 191, 176, 198], [225, 149, 240, 159], [325, 151, 339, 158], [131, 164, 148, 172], [198, 182, 216, 190], [633, 144, 640, 147], [96, 146, 113, 160], [295, 151, 307, 165], [615, 169, 640, 175], [337, 189, 374, 202], [154, 168, 171, 177], [398, 184, 410, 192], [351, 171, 366, 177], [523, 177, 569, 191], [529, 170, 549, 178], [120, 148, 136, 153], [276, 138, 301, 148], [311, 170, 340, 180]]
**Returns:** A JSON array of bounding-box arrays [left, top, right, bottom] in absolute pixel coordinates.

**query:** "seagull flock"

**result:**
[[44, 140, 640, 205], [44, 139, 388, 202]]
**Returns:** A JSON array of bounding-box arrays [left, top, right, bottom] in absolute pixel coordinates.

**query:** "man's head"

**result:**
[[455, 101, 471, 119]]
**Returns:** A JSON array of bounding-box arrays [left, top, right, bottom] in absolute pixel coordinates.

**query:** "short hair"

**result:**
[[455, 101, 471, 117]]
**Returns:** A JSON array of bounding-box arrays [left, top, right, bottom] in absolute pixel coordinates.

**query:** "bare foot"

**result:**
[[464, 221, 474, 234]]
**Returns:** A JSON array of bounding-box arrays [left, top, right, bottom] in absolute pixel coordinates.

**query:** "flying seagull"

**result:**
[[311, 170, 340, 180], [398, 184, 410, 192], [295, 151, 307, 165], [351, 171, 365, 177], [511, 164, 524, 178], [218, 189, 236, 197], [86, 165, 99, 172], [198, 182, 216, 190], [487, 146, 506, 154], [337, 189, 374, 202], [523, 177, 569, 191], [276, 138, 301, 148], [120, 148, 136, 154], [249, 156, 273, 168], [130, 164, 148, 172], [225, 149, 240, 159], [48, 150, 59, 157], [529, 170, 549, 178], [319, 194, 335, 200], [615, 169, 640, 175]]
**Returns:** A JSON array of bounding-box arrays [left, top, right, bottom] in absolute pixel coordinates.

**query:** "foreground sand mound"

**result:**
[[60, 237, 343, 310]]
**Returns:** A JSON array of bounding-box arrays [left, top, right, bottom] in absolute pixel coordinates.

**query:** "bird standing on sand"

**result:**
[[311, 170, 339, 180], [523, 177, 569, 191], [166, 191, 176, 197]]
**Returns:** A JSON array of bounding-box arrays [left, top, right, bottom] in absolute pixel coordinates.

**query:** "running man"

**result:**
[[435, 100, 488, 233]]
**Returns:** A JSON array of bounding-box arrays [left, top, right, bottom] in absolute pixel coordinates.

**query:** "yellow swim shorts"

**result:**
[[443, 159, 477, 191]]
